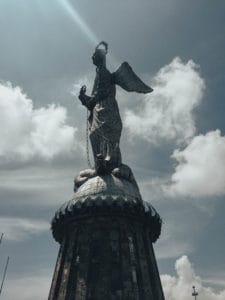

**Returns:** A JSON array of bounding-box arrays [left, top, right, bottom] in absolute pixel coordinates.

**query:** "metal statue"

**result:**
[[78, 41, 153, 175]]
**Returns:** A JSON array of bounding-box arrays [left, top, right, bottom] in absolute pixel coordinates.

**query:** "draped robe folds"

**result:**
[[83, 66, 122, 169]]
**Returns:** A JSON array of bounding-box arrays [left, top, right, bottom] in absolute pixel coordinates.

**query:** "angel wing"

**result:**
[[112, 62, 153, 93]]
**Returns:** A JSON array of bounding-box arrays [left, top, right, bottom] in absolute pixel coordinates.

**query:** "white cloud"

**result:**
[[3, 271, 51, 300], [0, 82, 77, 162], [203, 276, 225, 289], [124, 57, 205, 144], [0, 217, 49, 241], [161, 255, 225, 300], [169, 130, 225, 197]]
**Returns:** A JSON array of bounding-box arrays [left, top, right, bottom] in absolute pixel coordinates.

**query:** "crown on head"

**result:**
[[95, 41, 108, 55]]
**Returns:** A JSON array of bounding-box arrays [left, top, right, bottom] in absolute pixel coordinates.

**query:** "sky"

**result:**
[[0, 0, 225, 299]]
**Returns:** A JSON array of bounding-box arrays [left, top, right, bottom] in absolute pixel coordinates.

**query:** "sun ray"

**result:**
[[57, 0, 119, 69], [58, 0, 98, 45]]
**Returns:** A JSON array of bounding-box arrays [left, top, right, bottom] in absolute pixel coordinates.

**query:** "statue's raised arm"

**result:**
[[77, 41, 153, 179]]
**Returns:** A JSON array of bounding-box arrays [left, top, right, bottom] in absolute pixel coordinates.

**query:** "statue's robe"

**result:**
[[81, 62, 152, 171], [86, 66, 122, 169]]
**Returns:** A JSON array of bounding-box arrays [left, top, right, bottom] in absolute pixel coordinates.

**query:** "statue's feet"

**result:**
[[74, 164, 139, 193]]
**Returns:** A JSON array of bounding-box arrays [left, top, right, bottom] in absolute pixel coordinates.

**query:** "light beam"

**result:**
[[58, 0, 98, 45]]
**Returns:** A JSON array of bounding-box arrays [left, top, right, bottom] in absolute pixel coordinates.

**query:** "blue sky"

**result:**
[[0, 1, 225, 299]]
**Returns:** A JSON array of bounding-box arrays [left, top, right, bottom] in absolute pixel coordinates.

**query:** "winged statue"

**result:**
[[77, 41, 153, 177]]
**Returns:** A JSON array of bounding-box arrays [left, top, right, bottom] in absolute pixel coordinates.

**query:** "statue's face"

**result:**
[[92, 50, 104, 66]]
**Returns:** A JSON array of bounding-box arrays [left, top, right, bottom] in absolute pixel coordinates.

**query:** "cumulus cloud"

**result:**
[[0, 217, 49, 241], [124, 57, 205, 144], [161, 255, 225, 300], [0, 82, 77, 162], [169, 130, 225, 197]]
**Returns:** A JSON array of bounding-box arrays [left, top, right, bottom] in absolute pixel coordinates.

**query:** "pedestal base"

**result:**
[[49, 215, 164, 300], [49, 174, 164, 300]]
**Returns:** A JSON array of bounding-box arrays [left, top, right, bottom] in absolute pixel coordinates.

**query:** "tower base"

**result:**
[[49, 174, 164, 300]]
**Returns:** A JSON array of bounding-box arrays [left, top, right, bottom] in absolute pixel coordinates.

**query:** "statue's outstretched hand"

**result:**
[[78, 85, 87, 103], [78, 85, 94, 110]]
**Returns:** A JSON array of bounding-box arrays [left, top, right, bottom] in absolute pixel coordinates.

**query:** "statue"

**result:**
[[75, 41, 153, 188]]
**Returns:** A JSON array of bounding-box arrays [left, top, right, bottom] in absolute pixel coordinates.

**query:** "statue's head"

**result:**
[[92, 41, 108, 67]]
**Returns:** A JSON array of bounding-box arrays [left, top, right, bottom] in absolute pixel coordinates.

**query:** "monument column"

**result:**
[[49, 175, 164, 300], [49, 41, 165, 299]]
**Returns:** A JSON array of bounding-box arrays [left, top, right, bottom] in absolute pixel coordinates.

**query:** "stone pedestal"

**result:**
[[49, 175, 165, 300]]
